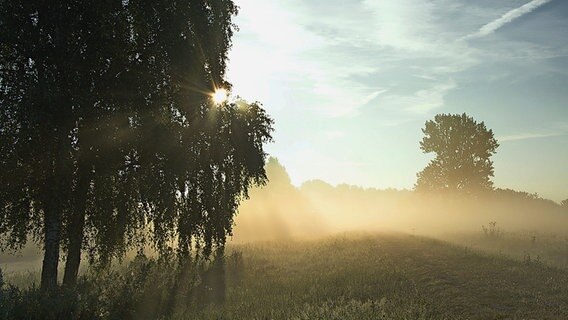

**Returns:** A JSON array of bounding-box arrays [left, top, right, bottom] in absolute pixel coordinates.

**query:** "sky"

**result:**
[[226, 0, 568, 202]]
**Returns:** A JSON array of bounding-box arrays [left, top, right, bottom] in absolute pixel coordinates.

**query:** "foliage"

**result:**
[[0, 0, 272, 289], [0, 253, 231, 319], [491, 188, 562, 209], [415, 113, 499, 194]]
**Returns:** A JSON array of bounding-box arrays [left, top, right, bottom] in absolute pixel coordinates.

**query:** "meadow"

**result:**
[[190, 233, 568, 320], [2, 232, 568, 319], [444, 227, 568, 270], [0, 219, 568, 319]]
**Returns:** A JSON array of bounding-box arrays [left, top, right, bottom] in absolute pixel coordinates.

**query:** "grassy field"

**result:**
[[2, 232, 568, 319], [192, 233, 568, 320], [444, 230, 568, 270]]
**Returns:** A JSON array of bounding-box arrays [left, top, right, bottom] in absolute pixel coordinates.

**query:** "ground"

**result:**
[[194, 233, 568, 320], [2, 232, 567, 319]]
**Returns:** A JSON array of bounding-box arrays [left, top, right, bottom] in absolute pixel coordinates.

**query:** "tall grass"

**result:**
[[2, 233, 568, 319], [0, 254, 227, 320]]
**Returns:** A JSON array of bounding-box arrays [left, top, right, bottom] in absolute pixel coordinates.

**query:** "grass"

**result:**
[[445, 229, 568, 270], [192, 233, 568, 320], [2, 232, 568, 319]]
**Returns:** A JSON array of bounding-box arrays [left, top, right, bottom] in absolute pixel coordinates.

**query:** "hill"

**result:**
[[198, 233, 568, 319]]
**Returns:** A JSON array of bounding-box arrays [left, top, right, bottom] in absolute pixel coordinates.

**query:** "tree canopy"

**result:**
[[0, 0, 273, 290], [415, 113, 499, 194]]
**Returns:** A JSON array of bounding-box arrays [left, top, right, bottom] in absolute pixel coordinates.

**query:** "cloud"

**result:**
[[361, 0, 438, 52], [360, 89, 388, 106], [407, 80, 457, 114], [229, 0, 484, 119], [228, 0, 568, 200], [498, 122, 568, 142], [377, 79, 457, 116], [498, 131, 567, 142], [463, 0, 553, 40], [228, 0, 392, 118]]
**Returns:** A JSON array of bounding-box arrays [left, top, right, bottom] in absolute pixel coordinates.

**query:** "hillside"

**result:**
[[196, 233, 568, 319]]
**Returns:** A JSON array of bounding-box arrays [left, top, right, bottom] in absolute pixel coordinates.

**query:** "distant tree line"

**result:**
[[0, 0, 273, 293]]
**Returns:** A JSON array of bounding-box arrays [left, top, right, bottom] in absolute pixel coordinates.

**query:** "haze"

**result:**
[[233, 158, 568, 244]]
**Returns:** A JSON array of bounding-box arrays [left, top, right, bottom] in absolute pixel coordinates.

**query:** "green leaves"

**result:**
[[416, 113, 499, 194]]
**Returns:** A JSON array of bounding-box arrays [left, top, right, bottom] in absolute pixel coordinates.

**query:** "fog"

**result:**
[[231, 158, 568, 243], [2, 157, 566, 273], [231, 158, 328, 242]]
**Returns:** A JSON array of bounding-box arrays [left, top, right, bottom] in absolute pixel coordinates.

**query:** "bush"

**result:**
[[0, 255, 226, 320]]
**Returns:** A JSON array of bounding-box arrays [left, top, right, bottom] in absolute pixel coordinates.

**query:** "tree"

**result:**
[[415, 113, 499, 194], [0, 0, 82, 290], [1, 0, 273, 291], [561, 199, 568, 210], [63, 0, 248, 286]]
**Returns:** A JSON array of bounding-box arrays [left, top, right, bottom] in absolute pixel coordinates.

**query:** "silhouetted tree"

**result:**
[[0, 0, 86, 290], [1, 0, 272, 292], [65, 0, 249, 285], [561, 199, 568, 210], [415, 113, 499, 194]]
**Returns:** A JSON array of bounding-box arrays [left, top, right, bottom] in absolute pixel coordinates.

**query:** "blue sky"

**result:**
[[226, 0, 568, 202]]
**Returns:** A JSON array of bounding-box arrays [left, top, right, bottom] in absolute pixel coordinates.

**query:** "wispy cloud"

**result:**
[[463, 0, 553, 40], [498, 131, 567, 142], [360, 89, 388, 106], [377, 79, 457, 116]]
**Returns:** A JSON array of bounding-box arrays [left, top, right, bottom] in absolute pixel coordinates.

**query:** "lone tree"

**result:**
[[0, 0, 273, 291], [415, 113, 499, 194], [561, 199, 568, 210]]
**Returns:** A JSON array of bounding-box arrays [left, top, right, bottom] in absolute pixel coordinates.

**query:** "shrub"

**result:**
[[0, 255, 227, 319]]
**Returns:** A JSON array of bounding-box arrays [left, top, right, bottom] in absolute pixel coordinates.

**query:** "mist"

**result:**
[[231, 158, 328, 242], [232, 157, 568, 243]]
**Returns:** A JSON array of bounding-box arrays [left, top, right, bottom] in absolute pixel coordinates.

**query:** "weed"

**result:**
[[482, 221, 501, 239]]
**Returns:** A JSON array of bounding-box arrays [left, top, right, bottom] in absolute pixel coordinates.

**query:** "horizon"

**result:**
[[260, 156, 564, 205], [227, 0, 568, 202]]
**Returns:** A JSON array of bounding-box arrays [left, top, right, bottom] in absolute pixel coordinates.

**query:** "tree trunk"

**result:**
[[210, 248, 226, 304], [40, 144, 68, 291], [63, 165, 91, 286], [41, 202, 62, 291], [165, 257, 191, 317]]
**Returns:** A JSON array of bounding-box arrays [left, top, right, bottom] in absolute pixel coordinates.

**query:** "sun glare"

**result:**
[[212, 88, 228, 104]]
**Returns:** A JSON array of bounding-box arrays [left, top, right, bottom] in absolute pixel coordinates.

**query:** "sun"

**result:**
[[211, 88, 228, 104]]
